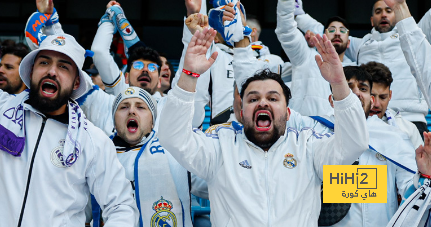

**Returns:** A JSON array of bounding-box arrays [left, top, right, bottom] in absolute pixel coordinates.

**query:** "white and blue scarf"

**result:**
[[0, 90, 87, 167]]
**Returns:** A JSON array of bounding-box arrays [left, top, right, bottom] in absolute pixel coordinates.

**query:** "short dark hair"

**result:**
[[126, 46, 162, 74], [325, 16, 350, 30], [1, 44, 29, 61], [360, 61, 392, 88], [343, 66, 373, 91], [240, 69, 291, 106]]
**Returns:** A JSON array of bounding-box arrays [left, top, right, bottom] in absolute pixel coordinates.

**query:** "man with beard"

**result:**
[[362, 61, 422, 147], [0, 45, 29, 94], [156, 54, 174, 96], [295, 0, 431, 137], [158, 19, 368, 226], [274, 0, 356, 117], [111, 86, 193, 227], [0, 34, 138, 226]]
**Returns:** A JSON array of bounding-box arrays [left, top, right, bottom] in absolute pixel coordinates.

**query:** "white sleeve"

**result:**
[[191, 173, 209, 200], [87, 133, 139, 226], [91, 22, 128, 96], [418, 9, 431, 44], [275, 0, 314, 68], [295, 13, 324, 35], [0, 89, 15, 108], [158, 84, 222, 181], [344, 36, 363, 63], [312, 92, 369, 179], [171, 18, 211, 127], [79, 87, 116, 136], [398, 16, 431, 107], [233, 45, 279, 93]]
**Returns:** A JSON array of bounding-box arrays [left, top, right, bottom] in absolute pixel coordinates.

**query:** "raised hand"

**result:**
[[106, 1, 120, 9], [382, 0, 405, 9], [313, 34, 349, 100], [183, 28, 218, 75], [305, 30, 316, 48], [416, 132, 431, 176], [185, 13, 209, 35], [185, 0, 202, 17], [36, 0, 53, 14]]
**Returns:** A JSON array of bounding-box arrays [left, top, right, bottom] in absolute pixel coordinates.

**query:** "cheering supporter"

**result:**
[[362, 61, 423, 149], [295, 0, 431, 137], [158, 18, 369, 225], [0, 45, 29, 94], [111, 86, 194, 227], [156, 53, 174, 96], [0, 32, 138, 226]]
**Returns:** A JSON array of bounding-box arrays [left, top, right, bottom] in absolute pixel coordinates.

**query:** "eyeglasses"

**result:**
[[327, 26, 349, 34], [132, 61, 159, 72]]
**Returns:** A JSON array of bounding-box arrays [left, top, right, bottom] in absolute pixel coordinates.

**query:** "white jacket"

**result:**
[[384, 108, 423, 149], [286, 112, 416, 227], [344, 11, 431, 123], [397, 16, 431, 110], [158, 84, 368, 227], [0, 90, 138, 227], [275, 0, 333, 117]]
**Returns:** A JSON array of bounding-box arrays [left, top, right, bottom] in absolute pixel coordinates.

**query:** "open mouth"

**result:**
[[127, 119, 139, 133], [40, 79, 58, 97], [369, 109, 381, 116], [161, 74, 170, 79], [332, 38, 342, 44], [255, 110, 272, 131], [380, 20, 389, 26], [138, 74, 151, 84]]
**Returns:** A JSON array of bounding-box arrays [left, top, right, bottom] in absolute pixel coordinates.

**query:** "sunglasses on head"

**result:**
[[132, 61, 159, 72], [327, 26, 349, 34]]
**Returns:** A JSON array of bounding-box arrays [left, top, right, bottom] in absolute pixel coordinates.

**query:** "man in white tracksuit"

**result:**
[[0, 34, 138, 227], [295, 0, 431, 136], [158, 24, 368, 227], [275, 0, 355, 117]]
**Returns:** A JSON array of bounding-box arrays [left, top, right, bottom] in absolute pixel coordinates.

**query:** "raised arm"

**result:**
[[158, 28, 222, 181], [91, 2, 128, 96], [312, 34, 368, 177], [275, 0, 314, 67]]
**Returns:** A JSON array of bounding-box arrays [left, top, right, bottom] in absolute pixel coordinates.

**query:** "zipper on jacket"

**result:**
[[17, 117, 47, 227], [265, 152, 271, 227]]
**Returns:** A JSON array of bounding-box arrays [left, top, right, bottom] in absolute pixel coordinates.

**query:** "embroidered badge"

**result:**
[[239, 160, 252, 169], [151, 197, 177, 227], [391, 34, 399, 39], [376, 153, 387, 161], [51, 36, 66, 46], [125, 87, 135, 95], [283, 153, 297, 169], [50, 140, 66, 168]]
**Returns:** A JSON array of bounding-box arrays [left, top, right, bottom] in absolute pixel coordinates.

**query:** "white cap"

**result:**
[[19, 34, 90, 100]]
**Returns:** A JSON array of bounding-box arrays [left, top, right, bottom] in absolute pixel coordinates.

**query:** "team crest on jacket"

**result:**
[[50, 140, 66, 168], [283, 153, 297, 169], [375, 153, 387, 161], [151, 197, 177, 227]]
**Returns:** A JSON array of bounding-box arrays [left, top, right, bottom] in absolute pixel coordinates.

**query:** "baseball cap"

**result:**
[[19, 34, 90, 99]]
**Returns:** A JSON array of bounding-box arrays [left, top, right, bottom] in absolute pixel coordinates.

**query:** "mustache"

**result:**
[[137, 72, 150, 81], [252, 107, 273, 121]]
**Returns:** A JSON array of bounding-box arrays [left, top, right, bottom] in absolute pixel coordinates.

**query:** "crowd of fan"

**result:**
[[2, 0, 431, 226]]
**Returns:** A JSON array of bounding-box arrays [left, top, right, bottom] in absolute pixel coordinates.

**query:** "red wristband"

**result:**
[[182, 69, 200, 78], [420, 172, 431, 179]]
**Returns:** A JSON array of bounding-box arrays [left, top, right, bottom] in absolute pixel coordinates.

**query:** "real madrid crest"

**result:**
[[283, 153, 297, 169], [50, 140, 66, 168], [390, 34, 399, 39], [51, 36, 66, 46], [125, 87, 135, 95], [151, 197, 177, 227], [376, 152, 387, 161]]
